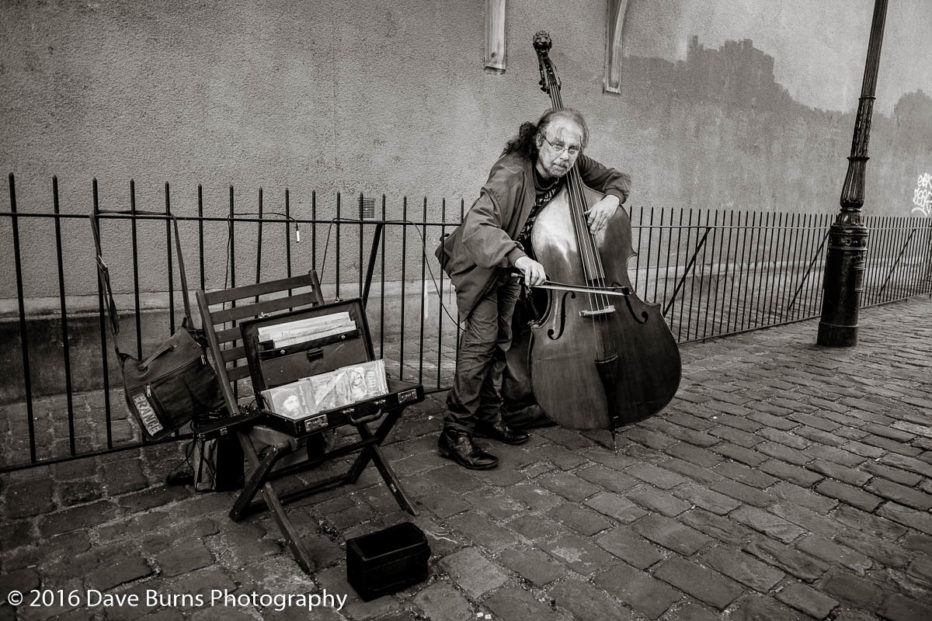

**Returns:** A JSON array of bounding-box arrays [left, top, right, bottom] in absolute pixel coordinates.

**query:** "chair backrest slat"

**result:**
[[201, 274, 316, 305], [226, 365, 252, 382], [208, 291, 324, 325], [214, 325, 243, 344], [221, 344, 246, 364], [196, 270, 324, 416]]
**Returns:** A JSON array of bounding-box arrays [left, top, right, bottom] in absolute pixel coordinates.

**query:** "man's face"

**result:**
[[535, 117, 584, 179]]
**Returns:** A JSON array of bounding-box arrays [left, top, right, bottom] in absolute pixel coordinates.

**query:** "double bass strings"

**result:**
[[541, 46, 620, 363], [544, 71, 614, 351]]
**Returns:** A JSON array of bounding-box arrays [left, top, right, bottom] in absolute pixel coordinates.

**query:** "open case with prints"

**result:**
[[241, 300, 423, 436]]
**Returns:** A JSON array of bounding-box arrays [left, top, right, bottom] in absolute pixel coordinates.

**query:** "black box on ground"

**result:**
[[346, 522, 430, 601]]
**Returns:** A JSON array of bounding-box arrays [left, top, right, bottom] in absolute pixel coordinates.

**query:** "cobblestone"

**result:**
[[744, 537, 829, 582], [877, 502, 932, 536], [2, 297, 931, 619], [769, 481, 837, 513], [550, 578, 635, 620], [861, 433, 924, 457], [815, 479, 883, 512], [795, 424, 847, 447], [760, 459, 822, 487], [877, 593, 932, 621], [483, 585, 567, 621], [713, 460, 778, 488], [593, 562, 681, 618], [702, 546, 785, 592], [536, 471, 602, 502], [412, 581, 473, 621], [547, 502, 614, 536], [730, 505, 806, 543], [583, 491, 648, 523], [680, 509, 757, 547], [574, 464, 639, 493], [757, 427, 810, 450], [808, 459, 872, 485], [653, 556, 744, 610], [672, 482, 741, 515], [878, 453, 932, 478], [626, 486, 691, 517], [497, 547, 566, 587], [865, 477, 932, 510], [709, 441, 768, 467], [595, 526, 665, 569], [624, 463, 690, 489], [710, 478, 775, 507], [439, 547, 508, 599], [728, 593, 809, 620], [776, 581, 839, 618], [769, 502, 839, 539], [446, 512, 520, 552], [709, 427, 761, 450], [820, 569, 886, 610], [663, 443, 721, 471], [632, 514, 712, 555], [861, 461, 925, 487], [86, 555, 153, 591], [2, 479, 55, 519], [795, 534, 873, 573], [539, 532, 618, 576], [155, 539, 217, 578]]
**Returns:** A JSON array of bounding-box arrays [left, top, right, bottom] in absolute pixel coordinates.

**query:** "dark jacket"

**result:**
[[436, 152, 631, 320]]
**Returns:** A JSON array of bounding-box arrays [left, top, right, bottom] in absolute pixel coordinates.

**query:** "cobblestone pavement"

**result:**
[[2, 296, 932, 620]]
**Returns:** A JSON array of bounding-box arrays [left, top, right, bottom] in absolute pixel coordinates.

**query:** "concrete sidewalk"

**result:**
[[2, 296, 932, 620]]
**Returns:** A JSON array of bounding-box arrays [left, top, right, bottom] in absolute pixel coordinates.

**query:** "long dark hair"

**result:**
[[501, 108, 590, 159]]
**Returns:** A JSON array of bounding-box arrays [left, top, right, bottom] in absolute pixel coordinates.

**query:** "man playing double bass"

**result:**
[[435, 108, 631, 470]]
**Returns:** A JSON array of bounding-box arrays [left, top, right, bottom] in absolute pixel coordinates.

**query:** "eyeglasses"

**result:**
[[540, 134, 582, 157]]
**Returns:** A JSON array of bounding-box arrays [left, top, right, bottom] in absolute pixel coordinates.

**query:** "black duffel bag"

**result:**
[[92, 209, 223, 440]]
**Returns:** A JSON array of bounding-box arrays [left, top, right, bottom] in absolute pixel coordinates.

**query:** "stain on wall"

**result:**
[[617, 36, 932, 213]]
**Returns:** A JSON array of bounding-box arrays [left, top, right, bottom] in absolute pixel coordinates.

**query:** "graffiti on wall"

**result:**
[[913, 173, 932, 217]]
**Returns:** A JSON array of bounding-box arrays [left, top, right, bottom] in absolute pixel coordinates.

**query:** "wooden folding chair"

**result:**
[[195, 271, 421, 573]]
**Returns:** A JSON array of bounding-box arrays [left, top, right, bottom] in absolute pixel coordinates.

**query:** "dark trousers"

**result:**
[[444, 272, 522, 433]]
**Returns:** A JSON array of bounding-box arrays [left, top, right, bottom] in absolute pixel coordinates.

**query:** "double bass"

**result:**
[[516, 32, 681, 430]]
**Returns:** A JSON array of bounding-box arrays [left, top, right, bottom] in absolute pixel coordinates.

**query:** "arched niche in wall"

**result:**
[[604, 0, 630, 93], [485, 0, 507, 72]]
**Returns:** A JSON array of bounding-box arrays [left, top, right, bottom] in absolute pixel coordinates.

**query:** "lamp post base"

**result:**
[[817, 213, 868, 348], [817, 320, 858, 347]]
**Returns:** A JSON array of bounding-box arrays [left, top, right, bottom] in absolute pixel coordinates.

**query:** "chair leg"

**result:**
[[345, 408, 400, 481], [347, 411, 416, 515], [231, 433, 317, 573], [230, 440, 288, 521], [262, 480, 316, 574], [366, 443, 417, 515]]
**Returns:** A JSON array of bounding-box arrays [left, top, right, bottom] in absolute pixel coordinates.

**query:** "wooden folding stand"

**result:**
[[195, 271, 423, 573]]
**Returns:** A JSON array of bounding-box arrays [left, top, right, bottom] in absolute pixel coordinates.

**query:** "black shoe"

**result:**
[[438, 428, 499, 470], [474, 419, 530, 445]]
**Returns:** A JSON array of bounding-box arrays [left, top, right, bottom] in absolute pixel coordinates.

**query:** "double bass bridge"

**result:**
[[580, 304, 615, 317]]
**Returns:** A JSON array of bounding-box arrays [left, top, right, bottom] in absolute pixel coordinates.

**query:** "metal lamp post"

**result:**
[[817, 0, 888, 347]]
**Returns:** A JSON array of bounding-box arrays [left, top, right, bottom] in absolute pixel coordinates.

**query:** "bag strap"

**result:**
[[90, 210, 124, 358], [90, 209, 197, 357]]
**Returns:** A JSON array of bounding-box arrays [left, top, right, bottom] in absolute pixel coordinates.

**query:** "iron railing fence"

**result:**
[[2, 174, 931, 471]]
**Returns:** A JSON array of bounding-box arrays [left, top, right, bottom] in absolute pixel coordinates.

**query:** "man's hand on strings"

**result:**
[[514, 256, 547, 287], [584, 195, 620, 233]]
